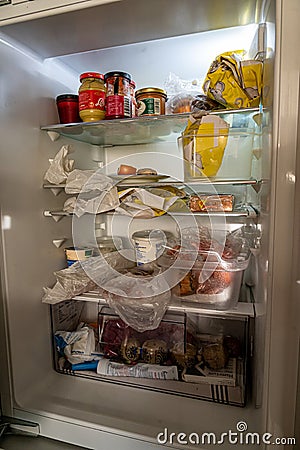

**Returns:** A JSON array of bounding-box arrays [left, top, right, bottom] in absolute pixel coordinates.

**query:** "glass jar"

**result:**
[[135, 87, 167, 116], [78, 72, 106, 122], [104, 71, 132, 119], [56, 94, 81, 124]]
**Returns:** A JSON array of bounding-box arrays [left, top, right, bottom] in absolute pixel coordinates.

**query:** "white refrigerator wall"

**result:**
[[0, 0, 299, 448]]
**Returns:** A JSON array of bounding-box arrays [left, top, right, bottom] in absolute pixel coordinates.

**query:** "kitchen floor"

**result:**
[[0, 435, 87, 449]]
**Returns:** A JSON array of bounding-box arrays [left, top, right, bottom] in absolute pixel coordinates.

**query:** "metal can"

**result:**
[[135, 87, 167, 116], [78, 72, 106, 122], [104, 71, 132, 119], [132, 230, 174, 266]]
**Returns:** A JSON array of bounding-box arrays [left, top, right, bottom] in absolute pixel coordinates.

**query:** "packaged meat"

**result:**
[[188, 194, 234, 212]]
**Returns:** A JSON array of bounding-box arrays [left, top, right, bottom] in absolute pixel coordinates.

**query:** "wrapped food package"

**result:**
[[180, 115, 230, 178], [188, 194, 234, 212], [203, 50, 263, 109]]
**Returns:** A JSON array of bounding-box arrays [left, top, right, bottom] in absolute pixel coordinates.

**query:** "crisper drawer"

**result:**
[[51, 300, 252, 407]]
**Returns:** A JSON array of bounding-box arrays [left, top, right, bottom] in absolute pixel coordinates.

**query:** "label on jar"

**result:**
[[79, 90, 105, 111], [106, 77, 130, 97], [137, 98, 161, 116], [106, 95, 131, 118]]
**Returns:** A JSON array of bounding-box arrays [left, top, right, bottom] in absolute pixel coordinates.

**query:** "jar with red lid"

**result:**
[[78, 72, 106, 122], [56, 94, 81, 124], [104, 71, 132, 119]]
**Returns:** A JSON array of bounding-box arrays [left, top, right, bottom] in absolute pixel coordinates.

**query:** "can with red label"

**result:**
[[78, 72, 106, 122], [104, 71, 132, 119]]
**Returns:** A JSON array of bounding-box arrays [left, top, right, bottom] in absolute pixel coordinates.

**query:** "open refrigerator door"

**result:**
[[0, 0, 299, 449]]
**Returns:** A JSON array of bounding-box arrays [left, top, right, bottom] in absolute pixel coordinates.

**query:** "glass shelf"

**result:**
[[70, 290, 255, 317], [43, 178, 260, 190], [43, 205, 258, 219], [41, 108, 260, 147]]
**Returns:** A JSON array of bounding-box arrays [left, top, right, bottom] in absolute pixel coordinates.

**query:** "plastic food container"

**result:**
[[64, 247, 93, 267], [159, 247, 250, 310], [178, 129, 255, 180]]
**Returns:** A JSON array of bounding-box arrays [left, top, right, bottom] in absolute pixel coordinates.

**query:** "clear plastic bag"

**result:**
[[42, 252, 135, 305], [103, 270, 171, 332]]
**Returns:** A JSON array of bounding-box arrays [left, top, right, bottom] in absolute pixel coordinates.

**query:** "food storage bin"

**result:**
[[98, 307, 185, 364], [178, 128, 256, 181], [158, 239, 250, 310]]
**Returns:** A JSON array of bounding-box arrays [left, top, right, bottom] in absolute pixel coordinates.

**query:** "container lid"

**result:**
[[80, 72, 104, 81], [104, 71, 131, 81], [56, 94, 79, 102], [135, 87, 167, 98], [132, 230, 175, 240]]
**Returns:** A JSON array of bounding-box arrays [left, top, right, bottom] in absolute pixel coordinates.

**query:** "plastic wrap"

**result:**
[[55, 323, 101, 364], [42, 252, 135, 305], [102, 270, 171, 332], [44, 144, 74, 184], [164, 72, 204, 114]]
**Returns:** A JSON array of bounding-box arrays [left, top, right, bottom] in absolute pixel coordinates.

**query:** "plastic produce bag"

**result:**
[[44, 144, 74, 184], [203, 50, 263, 109]]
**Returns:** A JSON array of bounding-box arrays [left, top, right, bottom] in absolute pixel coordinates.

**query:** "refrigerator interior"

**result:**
[[0, 0, 299, 448]]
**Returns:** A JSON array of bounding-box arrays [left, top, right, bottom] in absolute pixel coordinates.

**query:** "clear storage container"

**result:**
[[158, 232, 250, 310], [178, 129, 256, 181]]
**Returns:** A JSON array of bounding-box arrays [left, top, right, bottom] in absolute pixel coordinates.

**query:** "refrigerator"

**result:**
[[0, 0, 299, 449]]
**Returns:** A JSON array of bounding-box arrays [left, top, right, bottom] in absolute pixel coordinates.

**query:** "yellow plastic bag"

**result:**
[[203, 51, 263, 109], [181, 115, 229, 178]]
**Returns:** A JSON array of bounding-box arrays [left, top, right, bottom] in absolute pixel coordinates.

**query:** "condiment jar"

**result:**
[[104, 71, 132, 119], [135, 87, 167, 116], [130, 80, 137, 117], [78, 72, 106, 122], [56, 94, 81, 124]]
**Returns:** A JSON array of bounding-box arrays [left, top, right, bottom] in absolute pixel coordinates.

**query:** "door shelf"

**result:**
[[41, 108, 260, 146]]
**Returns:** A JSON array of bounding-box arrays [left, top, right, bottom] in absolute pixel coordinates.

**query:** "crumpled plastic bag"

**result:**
[[63, 187, 119, 217], [55, 324, 101, 364], [116, 187, 179, 218], [102, 270, 172, 332], [42, 252, 135, 305], [181, 115, 229, 177], [65, 169, 114, 194], [44, 144, 74, 184], [62, 169, 119, 216], [203, 50, 263, 109]]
